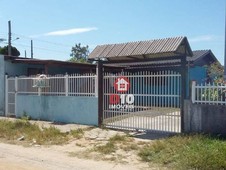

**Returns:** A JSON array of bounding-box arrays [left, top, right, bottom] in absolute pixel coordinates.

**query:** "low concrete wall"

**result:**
[[184, 100, 226, 136], [16, 95, 98, 126]]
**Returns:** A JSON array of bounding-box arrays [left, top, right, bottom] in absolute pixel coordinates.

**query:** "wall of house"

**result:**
[[16, 95, 98, 126], [189, 66, 207, 84], [5, 61, 44, 76], [47, 66, 81, 75], [132, 78, 181, 108], [0, 55, 5, 115], [184, 100, 226, 136], [5, 60, 86, 76]]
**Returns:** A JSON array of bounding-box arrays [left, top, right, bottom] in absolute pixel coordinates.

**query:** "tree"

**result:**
[[202, 62, 226, 101], [0, 45, 20, 57], [207, 61, 224, 84], [69, 43, 89, 63]]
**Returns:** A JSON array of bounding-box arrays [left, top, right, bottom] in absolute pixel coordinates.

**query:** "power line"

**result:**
[[1, 25, 73, 59], [12, 33, 73, 48], [12, 32, 73, 56], [13, 42, 70, 54], [0, 32, 8, 35]]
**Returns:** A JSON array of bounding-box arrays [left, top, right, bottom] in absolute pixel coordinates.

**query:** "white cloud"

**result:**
[[44, 27, 98, 36], [189, 35, 216, 43], [30, 27, 98, 38]]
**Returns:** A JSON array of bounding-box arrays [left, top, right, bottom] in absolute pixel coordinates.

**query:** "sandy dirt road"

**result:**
[[0, 142, 148, 170], [0, 117, 164, 170]]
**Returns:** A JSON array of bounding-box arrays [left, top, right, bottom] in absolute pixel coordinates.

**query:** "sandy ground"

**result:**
[[0, 117, 169, 170], [0, 142, 148, 170]]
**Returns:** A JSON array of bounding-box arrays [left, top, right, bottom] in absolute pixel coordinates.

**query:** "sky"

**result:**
[[0, 0, 225, 64]]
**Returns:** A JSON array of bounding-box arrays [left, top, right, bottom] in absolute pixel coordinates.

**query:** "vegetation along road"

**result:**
[[0, 117, 226, 170]]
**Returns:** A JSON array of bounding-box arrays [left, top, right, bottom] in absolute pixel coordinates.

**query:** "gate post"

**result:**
[[180, 56, 187, 133], [191, 81, 196, 103], [15, 77, 18, 117], [97, 61, 103, 127], [65, 74, 69, 96]]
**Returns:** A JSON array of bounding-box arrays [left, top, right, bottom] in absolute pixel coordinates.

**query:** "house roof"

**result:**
[[4, 56, 96, 70], [187, 50, 217, 66], [103, 49, 219, 70], [89, 36, 193, 61]]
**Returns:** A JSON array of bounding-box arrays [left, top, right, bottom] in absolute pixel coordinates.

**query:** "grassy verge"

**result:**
[[0, 119, 71, 145], [138, 134, 226, 169], [2, 118, 226, 169], [93, 134, 137, 154]]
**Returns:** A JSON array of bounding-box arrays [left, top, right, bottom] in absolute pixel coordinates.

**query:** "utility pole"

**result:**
[[31, 40, 33, 58], [224, 1, 226, 80], [8, 20, 12, 56]]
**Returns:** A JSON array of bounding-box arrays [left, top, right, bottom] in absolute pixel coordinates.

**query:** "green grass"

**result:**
[[93, 135, 125, 154], [93, 134, 136, 154], [0, 119, 68, 145], [138, 134, 226, 169], [35, 126, 68, 145], [94, 141, 116, 154], [109, 134, 128, 143], [70, 128, 84, 139]]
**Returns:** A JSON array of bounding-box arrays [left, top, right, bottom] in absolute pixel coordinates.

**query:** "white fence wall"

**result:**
[[15, 73, 97, 97], [191, 81, 226, 105]]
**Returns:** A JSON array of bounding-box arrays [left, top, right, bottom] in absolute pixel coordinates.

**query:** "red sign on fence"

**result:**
[[114, 77, 130, 92], [109, 76, 134, 110]]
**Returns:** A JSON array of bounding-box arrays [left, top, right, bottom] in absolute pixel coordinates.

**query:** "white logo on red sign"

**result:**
[[109, 76, 134, 110], [114, 77, 130, 92]]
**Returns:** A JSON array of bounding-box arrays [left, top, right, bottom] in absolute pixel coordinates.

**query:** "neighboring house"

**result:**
[[188, 50, 218, 84], [0, 55, 96, 115], [3, 55, 96, 76]]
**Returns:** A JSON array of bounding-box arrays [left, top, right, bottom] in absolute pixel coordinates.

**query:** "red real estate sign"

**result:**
[[109, 76, 134, 110], [113, 76, 130, 92]]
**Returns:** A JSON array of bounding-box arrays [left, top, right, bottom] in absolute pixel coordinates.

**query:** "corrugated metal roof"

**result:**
[[108, 59, 181, 68], [99, 44, 115, 57], [106, 50, 218, 68], [118, 41, 140, 56], [161, 37, 183, 52], [130, 40, 154, 56], [89, 36, 193, 60], [106, 43, 127, 58], [90, 45, 108, 58]]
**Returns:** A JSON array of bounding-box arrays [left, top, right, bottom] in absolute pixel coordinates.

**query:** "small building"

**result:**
[[0, 55, 96, 115]]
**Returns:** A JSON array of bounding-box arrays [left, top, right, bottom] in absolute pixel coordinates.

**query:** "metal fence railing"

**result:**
[[103, 70, 181, 133], [10, 73, 97, 97], [191, 81, 226, 105]]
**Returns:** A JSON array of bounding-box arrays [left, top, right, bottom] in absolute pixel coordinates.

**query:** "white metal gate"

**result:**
[[103, 70, 181, 133], [5, 76, 17, 117]]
